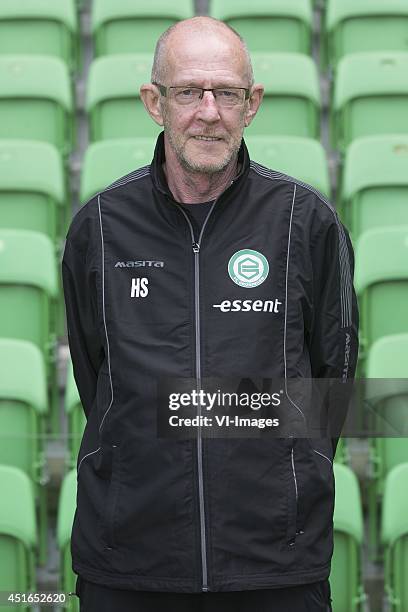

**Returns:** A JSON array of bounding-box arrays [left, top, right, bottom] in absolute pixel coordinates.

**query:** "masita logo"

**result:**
[[115, 260, 164, 268], [228, 249, 269, 288]]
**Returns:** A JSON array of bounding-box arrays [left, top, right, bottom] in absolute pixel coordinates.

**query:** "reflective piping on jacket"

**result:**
[[313, 449, 333, 465], [284, 184, 306, 424], [250, 162, 352, 328], [97, 194, 114, 434], [73, 168, 151, 477], [77, 447, 101, 476]]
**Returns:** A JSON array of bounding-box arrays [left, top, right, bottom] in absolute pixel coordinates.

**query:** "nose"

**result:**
[[195, 90, 221, 122]]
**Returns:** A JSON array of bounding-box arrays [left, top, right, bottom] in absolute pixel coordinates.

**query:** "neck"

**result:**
[[163, 138, 240, 204]]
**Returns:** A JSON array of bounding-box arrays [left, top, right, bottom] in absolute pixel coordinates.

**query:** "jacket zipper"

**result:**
[[289, 441, 299, 546], [176, 199, 218, 592]]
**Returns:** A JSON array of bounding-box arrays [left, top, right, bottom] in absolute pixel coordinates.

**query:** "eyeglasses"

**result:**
[[152, 82, 250, 108]]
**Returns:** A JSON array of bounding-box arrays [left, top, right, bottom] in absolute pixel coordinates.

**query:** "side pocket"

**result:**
[[101, 444, 121, 550]]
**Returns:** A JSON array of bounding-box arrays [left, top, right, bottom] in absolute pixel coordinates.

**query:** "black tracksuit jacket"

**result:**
[[62, 132, 359, 593]]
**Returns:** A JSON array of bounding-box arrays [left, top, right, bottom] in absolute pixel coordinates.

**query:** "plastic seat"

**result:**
[[365, 334, 408, 560], [245, 135, 330, 197], [0, 465, 37, 599], [80, 137, 154, 204], [0, 0, 79, 74], [0, 55, 74, 158], [382, 463, 408, 611], [330, 463, 366, 611], [86, 54, 160, 141], [331, 52, 408, 154], [339, 135, 408, 241], [57, 469, 79, 612], [0, 229, 59, 433], [247, 53, 320, 138], [210, 0, 313, 54], [65, 359, 86, 471], [92, 0, 194, 57], [0, 338, 49, 569], [0, 140, 66, 246], [323, 0, 408, 71], [354, 226, 408, 367]]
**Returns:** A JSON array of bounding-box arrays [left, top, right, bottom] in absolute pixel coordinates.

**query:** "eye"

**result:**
[[217, 89, 240, 100]]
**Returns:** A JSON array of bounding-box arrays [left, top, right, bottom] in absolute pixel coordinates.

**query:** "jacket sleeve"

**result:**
[[62, 211, 104, 420], [307, 215, 359, 456]]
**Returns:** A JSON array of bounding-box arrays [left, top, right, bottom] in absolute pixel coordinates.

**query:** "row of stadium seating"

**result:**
[[1, 0, 408, 70], [2, 50, 408, 155]]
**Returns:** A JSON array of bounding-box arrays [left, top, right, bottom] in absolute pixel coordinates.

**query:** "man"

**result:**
[[62, 16, 359, 612]]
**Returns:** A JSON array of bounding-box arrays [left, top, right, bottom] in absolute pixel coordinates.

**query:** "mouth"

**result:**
[[193, 136, 223, 142]]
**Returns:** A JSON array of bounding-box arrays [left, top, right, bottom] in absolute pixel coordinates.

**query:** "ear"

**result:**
[[140, 84, 164, 126], [244, 84, 264, 127]]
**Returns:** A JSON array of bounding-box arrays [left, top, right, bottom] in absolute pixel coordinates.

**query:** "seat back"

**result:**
[[245, 135, 330, 197], [248, 53, 320, 138], [324, 0, 408, 69], [0, 140, 65, 244], [0, 0, 78, 73], [210, 0, 313, 53], [340, 135, 408, 241], [382, 463, 408, 611], [354, 227, 408, 362], [0, 229, 58, 368], [92, 0, 194, 56], [331, 463, 365, 612], [0, 55, 74, 156], [86, 54, 160, 141], [332, 52, 408, 153], [0, 465, 37, 596], [80, 137, 154, 204]]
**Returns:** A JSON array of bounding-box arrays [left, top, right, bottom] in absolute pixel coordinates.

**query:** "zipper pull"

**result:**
[[192, 242, 200, 253]]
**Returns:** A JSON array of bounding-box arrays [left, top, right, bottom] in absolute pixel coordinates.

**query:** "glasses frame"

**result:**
[[152, 82, 251, 106]]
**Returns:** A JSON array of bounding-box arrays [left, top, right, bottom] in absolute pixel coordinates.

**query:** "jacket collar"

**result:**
[[150, 131, 251, 204]]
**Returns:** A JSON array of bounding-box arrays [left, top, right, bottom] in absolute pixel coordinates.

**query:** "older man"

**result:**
[[63, 16, 358, 612]]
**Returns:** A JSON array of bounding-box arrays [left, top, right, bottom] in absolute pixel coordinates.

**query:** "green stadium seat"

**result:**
[[86, 54, 160, 141], [65, 359, 86, 471], [80, 137, 154, 204], [92, 0, 194, 57], [0, 338, 49, 569], [0, 465, 37, 602], [210, 0, 313, 54], [0, 140, 66, 246], [339, 135, 408, 241], [331, 52, 408, 154], [0, 338, 48, 486], [382, 463, 408, 612], [354, 226, 408, 367], [0, 229, 58, 366], [323, 0, 408, 71], [57, 469, 79, 612], [0, 229, 59, 436], [365, 334, 408, 559], [245, 135, 330, 197], [331, 463, 367, 611], [248, 53, 321, 138], [0, 55, 75, 158], [0, 0, 79, 74]]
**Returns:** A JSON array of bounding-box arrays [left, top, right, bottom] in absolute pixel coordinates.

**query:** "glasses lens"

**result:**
[[214, 88, 245, 107], [172, 87, 202, 105]]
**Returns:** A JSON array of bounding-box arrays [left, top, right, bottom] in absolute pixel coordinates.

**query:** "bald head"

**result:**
[[151, 16, 254, 87]]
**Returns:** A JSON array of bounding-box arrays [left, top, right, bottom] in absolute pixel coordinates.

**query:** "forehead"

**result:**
[[164, 31, 248, 86]]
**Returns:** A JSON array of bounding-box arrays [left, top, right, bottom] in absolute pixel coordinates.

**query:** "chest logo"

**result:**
[[228, 249, 269, 288], [131, 277, 149, 298]]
